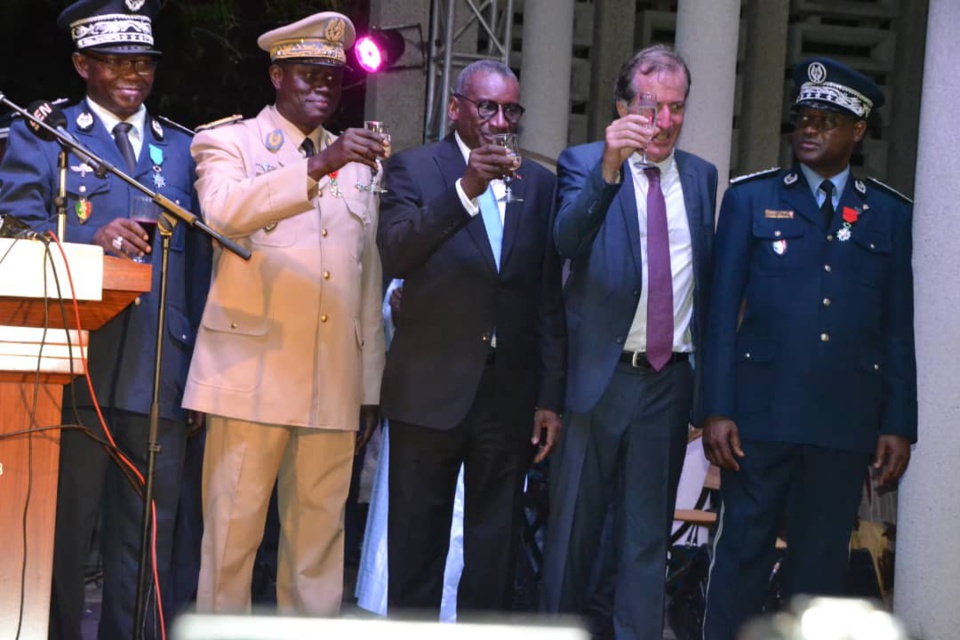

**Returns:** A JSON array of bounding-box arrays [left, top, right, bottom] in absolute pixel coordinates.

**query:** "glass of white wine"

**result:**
[[491, 132, 523, 203], [634, 92, 658, 167], [363, 120, 391, 194]]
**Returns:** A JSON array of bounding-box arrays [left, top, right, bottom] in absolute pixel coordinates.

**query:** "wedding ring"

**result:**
[[112, 236, 124, 251]]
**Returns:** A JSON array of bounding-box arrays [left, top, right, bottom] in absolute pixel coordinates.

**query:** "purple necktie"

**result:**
[[644, 166, 673, 371]]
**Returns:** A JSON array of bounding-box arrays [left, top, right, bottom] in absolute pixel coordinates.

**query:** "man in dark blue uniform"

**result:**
[[0, 1, 209, 638], [701, 58, 917, 640]]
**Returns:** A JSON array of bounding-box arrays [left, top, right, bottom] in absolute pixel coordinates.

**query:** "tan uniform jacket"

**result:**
[[183, 105, 384, 430]]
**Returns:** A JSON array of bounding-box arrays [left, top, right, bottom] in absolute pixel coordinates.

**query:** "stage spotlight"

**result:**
[[354, 27, 407, 73]]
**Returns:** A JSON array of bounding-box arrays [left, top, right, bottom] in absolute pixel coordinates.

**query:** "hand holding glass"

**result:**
[[634, 92, 658, 167], [129, 196, 159, 263], [362, 120, 390, 194], [491, 133, 523, 203]]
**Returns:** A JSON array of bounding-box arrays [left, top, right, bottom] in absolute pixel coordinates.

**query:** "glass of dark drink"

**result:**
[[129, 196, 159, 263]]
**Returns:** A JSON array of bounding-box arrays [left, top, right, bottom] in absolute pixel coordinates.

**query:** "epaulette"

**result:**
[[866, 177, 913, 204], [154, 114, 195, 137], [195, 115, 244, 133], [729, 167, 780, 185]]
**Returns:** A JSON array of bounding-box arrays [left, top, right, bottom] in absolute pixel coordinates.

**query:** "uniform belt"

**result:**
[[619, 351, 689, 369]]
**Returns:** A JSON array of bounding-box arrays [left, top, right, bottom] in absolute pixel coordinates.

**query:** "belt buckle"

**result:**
[[631, 351, 644, 368]]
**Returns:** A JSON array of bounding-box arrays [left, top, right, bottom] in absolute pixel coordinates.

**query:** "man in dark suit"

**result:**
[[540, 45, 717, 640], [701, 58, 916, 640], [377, 59, 566, 617], [0, 1, 209, 637]]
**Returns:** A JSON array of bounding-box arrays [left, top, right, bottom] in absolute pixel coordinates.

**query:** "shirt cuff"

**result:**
[[456, 178, 481, 217]]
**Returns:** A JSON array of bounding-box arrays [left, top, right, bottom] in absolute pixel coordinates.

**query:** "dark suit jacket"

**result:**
[[377, 134, 566, 429], [702, 167, 917, 453], [0, 100, 210, 420], [554, 143, 717, 425]]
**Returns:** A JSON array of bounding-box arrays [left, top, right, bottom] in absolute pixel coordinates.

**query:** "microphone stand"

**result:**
[[0, 92, 252, 639], [54, 150, 68, 240]]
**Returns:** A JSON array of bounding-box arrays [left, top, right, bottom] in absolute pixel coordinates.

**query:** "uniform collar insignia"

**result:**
[[855, 178, 866, 195], [783, 172, 798, 186], [265, 128, 284, 152], [76, 110, 94, 131], [150, 117, 164, 141]]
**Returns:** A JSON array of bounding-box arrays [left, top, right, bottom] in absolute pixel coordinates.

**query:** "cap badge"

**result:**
[[76, 111, 94, 131], [325, 18, 346, 43], [265, 129, 284, 152], [807, 61, 827, 84], [125, 0, 145, 10]]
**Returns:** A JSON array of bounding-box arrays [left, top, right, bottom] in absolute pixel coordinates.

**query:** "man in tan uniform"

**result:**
[[183, 11, 387, 615]]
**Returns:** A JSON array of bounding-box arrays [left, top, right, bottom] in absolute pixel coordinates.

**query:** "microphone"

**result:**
[[0, 213, 42, 241], [26, 100, 77, 144]]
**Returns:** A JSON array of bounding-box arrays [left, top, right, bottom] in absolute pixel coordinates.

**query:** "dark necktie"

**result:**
[[112, 122, 137, 172], [819, 180, 835, 227], [644, 166, 673, 371], [301, 137, 316, 158]]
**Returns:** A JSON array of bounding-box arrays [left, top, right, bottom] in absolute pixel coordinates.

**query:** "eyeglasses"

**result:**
[[85, 53, 158, 76], [791, 111, 853, 132], [454, 93, 525, 124]]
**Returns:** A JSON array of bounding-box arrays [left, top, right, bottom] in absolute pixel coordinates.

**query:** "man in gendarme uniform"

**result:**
[[701, 57, 917, 640], [182, 11, 386, 614]]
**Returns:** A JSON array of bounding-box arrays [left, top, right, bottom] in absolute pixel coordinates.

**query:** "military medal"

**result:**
[[75, 198, 92, 223], [327, 170, 343, 198], [837, 206, 860, 242], [148, 144, 166, 188], [772, 239, 787, 255]]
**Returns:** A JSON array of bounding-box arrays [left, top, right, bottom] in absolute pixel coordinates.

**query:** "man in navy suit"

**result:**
[[540, 45, 717, 640], [377, 59, 566, 616], [701, 58, 917, 640], [0, 1, 209, 637]]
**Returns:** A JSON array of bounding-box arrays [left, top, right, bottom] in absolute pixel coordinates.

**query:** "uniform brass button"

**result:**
[[873, 364, 880, 370], [321, 229, 328, 237], [820, 332, 830, 342], [79, 185, 87, 194], [481, 334, 490, 342], [320, 314, 328, 323], [744, 352, 751, 359], [824, 265, 832, 272], [827, 234, 834, 241], [823, 298, 831, 307], [323, 271, 330, 280], [230, 321, 238, 329], [134, 296, 141, 306], [774, 230, 782, 237], [870, 243, 876, 250]]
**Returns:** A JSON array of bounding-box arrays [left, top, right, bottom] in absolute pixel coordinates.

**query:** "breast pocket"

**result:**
[[751, 217, 807, 275], [848, 228, 891, 288]]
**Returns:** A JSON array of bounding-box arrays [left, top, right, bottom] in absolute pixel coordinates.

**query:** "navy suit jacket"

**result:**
[[377, 134, 566, 430], [702, 167, 917, 453], [0, 100, 210, 420], [554, 143, 717, 424]]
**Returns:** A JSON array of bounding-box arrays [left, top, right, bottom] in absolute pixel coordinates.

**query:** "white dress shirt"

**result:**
[[623, 152, 694, 354], [86, 97, 146, 160]]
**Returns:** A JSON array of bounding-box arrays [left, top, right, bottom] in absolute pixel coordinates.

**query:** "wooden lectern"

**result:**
[[0, 240, 150, 639]]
